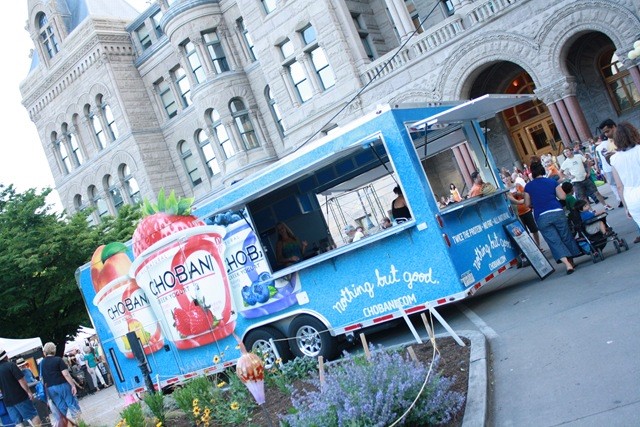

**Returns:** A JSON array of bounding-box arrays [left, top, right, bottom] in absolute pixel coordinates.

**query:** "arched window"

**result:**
[[53, 131, 71, 174], [502, 73, 547, 126], [89, 185, 109, 219], [196, 130, 220, 176], [107, 175, 124, 212], [62, 123, 83, 166], [38, 13, 59, 59], [599, 49, 640, 113], [209, 109, 235, 158], [265, 86, 285, 136], [229, 98, 259, 150], [74, 194, 83, 212], [179, 141, 203, 186], [87, 104, 106, 149], [103, 103, 119, 140], [121, 164, 141, 205]]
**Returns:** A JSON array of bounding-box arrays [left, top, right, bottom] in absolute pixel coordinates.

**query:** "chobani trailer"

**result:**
[[76, 95, 536, 394]]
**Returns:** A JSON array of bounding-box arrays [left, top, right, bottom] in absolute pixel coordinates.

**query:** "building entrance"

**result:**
[[503, 72, 563, 161]]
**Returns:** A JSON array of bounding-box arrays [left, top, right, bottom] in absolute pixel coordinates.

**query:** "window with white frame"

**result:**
[[265, 85, 285, 136], [156, 78, 178, 118], [69, 133, 83, 166], [183, 40, 206, 83], [90, 185, 109, 219], [107, 175, 124, 212], [121, 164, 141, 204], [230, 98, 259, 150], [136, 23, 152, 51], [151, 10, 163, 37], [102, 103, 119, 140], [179, 141, 203, 186], [281, 37, 312, 102], [38, 13, 59, 59], [352, 14, 376, 60], [196, 129, 220, 176], [301, 25, 335, 90], [203, 30, 230, 74], [173, 66, 192, 107], [54, 132, 71, 174], [210, 109, 235, 159], [441, 0, 455, 16], [88, 106, 107, 150], [237, 18, 256, 62], [261, 0, 276, 14]]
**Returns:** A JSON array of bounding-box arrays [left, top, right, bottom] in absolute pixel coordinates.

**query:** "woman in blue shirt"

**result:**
[[524, 162, 581, 274]]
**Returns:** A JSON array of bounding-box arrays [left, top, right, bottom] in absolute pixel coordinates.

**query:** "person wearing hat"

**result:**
[[15, 358, 37, 386], [0, 348, 42, 426]]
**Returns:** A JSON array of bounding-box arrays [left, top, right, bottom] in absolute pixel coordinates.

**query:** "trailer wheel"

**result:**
[[289, 315, 337, 359], [244, 327, 292, 369]]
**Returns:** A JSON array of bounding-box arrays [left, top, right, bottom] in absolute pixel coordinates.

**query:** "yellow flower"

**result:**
[[216, 381, 227, 388], [212, 355, 221, 364], [193, 406, 201, 416], [230, 401, 240, 410], [192, 398, 199, 406], [156, 422, 162, 427], [203, 408, 211, 416], [275, 358, 282, 365]]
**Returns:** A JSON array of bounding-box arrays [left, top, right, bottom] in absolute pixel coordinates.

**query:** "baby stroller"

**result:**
[[567, 208, 629, 263]]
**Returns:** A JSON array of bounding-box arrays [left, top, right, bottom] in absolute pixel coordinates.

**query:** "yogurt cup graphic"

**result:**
[[219, 214, 301, 318], [93, 276, 164, 358], [131, 226, 236, 350]]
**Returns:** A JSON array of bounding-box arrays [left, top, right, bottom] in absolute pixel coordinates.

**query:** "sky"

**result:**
[[1, 0, 150, 210]]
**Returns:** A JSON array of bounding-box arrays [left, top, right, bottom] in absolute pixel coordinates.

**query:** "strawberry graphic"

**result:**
[[132, 189, 205, 257], [172, 298, 219, 337]]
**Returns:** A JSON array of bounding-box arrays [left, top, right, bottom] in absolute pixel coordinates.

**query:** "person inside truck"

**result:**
[[275, 222, 307, 267], [468, 171, 496, 197], [391, 186, 411, 221]]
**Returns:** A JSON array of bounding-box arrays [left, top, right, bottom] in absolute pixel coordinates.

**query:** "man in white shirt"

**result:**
[[561, 149, 612, 210], [597, 119, 623, 208]]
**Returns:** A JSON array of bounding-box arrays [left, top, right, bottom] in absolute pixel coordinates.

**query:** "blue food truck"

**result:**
[[76, 94, 535, 395]]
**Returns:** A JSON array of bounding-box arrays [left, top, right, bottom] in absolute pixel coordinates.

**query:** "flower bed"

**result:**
[[115, 336, 470, 427]]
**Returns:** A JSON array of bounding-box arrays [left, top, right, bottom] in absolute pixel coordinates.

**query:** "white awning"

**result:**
[[0, 337, 43, 358]]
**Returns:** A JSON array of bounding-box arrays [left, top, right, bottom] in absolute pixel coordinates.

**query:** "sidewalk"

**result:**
[[78, 386, 124, 427]]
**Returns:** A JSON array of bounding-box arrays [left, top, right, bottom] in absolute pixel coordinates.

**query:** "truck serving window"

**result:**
[[242, 136, 404, 271], [408, 123, 499, 210]]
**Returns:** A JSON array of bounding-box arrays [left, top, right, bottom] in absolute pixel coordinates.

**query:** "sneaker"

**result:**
[[604, 205, 614, 211], [618, 201, 624, 208]]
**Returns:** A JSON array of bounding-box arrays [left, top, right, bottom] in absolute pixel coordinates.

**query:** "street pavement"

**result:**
[[444, 183, 640, 426], [78, 184, 640, 426]]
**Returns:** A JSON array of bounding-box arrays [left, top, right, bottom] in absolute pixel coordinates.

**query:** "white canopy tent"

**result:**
[[64, 326, 97, 353], [0, 337, 43, 358]]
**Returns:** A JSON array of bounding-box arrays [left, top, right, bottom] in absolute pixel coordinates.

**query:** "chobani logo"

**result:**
[[225, 244, 263, 273], [108, 292, 150, 319], [147, 254, 217, 296]]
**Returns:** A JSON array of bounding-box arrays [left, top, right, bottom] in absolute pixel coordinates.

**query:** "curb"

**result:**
[[458, 329, 487, 427]]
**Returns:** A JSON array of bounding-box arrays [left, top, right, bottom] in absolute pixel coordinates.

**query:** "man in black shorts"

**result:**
[[0, 349, 42, 426]]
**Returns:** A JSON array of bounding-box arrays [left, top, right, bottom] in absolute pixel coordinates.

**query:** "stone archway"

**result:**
[[468, 62, 560, 166]]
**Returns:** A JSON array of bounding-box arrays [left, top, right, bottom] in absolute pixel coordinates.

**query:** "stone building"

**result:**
[[20, 0, 640, 223]]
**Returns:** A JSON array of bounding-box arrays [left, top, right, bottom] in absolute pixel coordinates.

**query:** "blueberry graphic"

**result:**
[[241, 286, 257, 306], [257, 272, 274, 288], [230, 213, 243, 223], [251, 282, 270, 304]]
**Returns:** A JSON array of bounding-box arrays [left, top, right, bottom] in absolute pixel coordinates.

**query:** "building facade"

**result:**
[[20, 0, 640, 222]]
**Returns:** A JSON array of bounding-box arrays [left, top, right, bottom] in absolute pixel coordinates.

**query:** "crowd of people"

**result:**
[[500, 118, 640, 273]]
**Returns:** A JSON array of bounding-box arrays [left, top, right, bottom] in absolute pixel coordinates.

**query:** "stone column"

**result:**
[[546, 102, 571, 146], [225, 119, 244, 153], [384, 0, 414, 40], [280, 68, 300, 107], [298, 54, 322, 95], [563, 96, 592, 141], [203, 127, 226, 174], [218, 23, 239, 71], [193, 36, 214, 76], [555, 99, 579, 143]]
